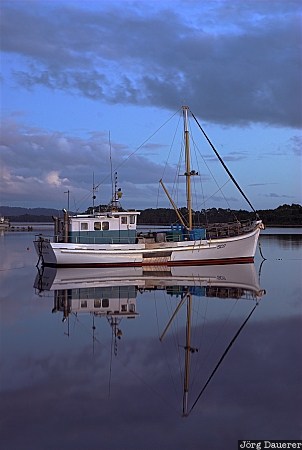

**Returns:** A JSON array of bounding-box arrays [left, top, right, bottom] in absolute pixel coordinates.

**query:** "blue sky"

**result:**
[[1, 0, 301, 212]]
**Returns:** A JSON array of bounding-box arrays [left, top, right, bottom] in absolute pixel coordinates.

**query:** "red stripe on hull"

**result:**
[[43, 256, 254, 268]]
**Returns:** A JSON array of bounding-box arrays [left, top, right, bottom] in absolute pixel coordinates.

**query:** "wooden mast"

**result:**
[[183, 106, 193, 230]]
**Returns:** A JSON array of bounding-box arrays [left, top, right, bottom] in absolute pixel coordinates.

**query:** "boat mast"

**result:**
[[183, 106, 193, 230]]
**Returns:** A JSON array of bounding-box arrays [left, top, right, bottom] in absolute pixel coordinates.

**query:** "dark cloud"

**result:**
[[249, 182, 278, 187], [1, 1, 301, 128], [263, 192, 294, 198]]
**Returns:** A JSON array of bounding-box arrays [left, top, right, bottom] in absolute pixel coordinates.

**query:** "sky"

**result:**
[[0, 0, 301, 212]]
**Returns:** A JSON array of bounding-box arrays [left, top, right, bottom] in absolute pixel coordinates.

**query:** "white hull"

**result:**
[[34, 223, 262, 268]]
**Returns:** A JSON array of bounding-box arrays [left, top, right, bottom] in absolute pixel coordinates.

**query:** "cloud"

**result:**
[[289, 135, 302, 156], [1, 1, 301, 128], [1, 116, 254, 210], [263, 192, 294, 198], [0, 118, 179, 209], [248, 182, 278, 187], [45, 170, 67, 186]]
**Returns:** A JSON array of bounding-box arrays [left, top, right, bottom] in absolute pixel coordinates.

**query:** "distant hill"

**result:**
[[0, 206, 62, 217], [1, 203, 301, 225], [138, 203, 302, 226], [0, 206, 75, 222]]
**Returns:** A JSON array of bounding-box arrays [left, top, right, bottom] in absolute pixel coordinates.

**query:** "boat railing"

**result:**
[[206, 286, 260, 300], [57, 235, 138, 245], [205, 220, 255, 239]]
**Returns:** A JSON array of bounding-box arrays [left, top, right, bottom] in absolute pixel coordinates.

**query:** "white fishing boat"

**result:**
[[0, 216, 10, 230], [34, 106, 264, 268]]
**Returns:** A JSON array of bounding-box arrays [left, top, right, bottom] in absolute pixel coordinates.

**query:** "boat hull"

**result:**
[[34, 225, 261, 268]]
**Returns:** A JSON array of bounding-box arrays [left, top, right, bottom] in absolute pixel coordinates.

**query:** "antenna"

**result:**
[[109, 131, 114, 205], [110, 171, 123, 211], [92, 172, 98, 214]]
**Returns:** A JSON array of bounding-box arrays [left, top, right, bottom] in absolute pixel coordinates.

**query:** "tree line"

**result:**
[[3, 203, 301, 226], [137, 204, 302, 226]]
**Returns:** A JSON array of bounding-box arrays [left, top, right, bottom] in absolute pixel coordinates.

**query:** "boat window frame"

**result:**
[[80, 222, 89, 231], [121, 216, 128, 225], [129, 215, 136, 224], [102, 221, 109, 230], [102, 298, 109, 308], [129, 304, 136, 313]]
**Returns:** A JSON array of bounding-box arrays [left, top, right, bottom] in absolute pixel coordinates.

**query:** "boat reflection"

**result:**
[[34, 263, 264, 296], [34, 263, 265, 416]]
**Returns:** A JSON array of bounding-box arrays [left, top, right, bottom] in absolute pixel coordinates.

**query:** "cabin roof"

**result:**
[[72, 211, 140, 219]]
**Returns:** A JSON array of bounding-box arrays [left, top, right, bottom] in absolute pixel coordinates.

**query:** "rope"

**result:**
[[188, 302, 258, 415], [258, 240, 267, 260], [191, 111, 258, 217]]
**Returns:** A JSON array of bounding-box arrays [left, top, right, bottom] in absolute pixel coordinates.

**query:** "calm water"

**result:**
[[0, 229, 301, 449]]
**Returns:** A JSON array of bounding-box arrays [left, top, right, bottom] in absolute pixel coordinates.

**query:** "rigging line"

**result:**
[[156, 292, 181, 400], [171, 139, 184, 201], [198, 179, 232, 208], [187, 117, 202, 217], [161, 292, 184, 385], [188, 302, 259, 415], [190, 111, 258, 215], [94, 108, 182, 191], [70, 312, 102, 344], [189, 131, 235, 216], [191, 138, 208, 225], [161, 112, 182, 183], [109, 131, 114, 205], [192, 298, 240, 390]]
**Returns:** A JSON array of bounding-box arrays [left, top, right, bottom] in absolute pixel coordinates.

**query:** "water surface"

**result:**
[[0, 230, 301, 449]]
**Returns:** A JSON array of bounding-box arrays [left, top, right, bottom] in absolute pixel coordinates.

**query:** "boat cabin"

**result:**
[[54, 210, 140, 244]]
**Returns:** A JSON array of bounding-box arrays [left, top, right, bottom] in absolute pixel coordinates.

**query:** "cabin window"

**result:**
[[129, 304, 136, 313], [102, 298, 109, 308], [81, 300, 88, 308], [121, 304, 127, 312], [94, 222, 102, 230], [130, 215, 135, 224], [81, 222, 88, 231], [121, 216, 128, 225], [102, 221, 109, 230], [94, 299, 101, 308]]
